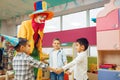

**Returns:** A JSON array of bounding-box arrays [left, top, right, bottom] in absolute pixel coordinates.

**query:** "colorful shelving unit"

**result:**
[[96, 0, 120, 80]]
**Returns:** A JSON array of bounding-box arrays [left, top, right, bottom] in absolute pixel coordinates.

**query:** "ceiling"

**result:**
[[0, 0, 75, 20], [1, 0, 119, 20]]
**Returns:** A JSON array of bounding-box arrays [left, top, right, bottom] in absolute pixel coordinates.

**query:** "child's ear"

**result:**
[[20, 45, 24, 50], [81, 45, 85, 50]]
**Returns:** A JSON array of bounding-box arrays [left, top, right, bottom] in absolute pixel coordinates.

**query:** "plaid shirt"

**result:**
[[12, 52, 47, 80]]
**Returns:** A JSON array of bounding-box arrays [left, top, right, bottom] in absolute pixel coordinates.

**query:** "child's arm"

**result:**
[[62, 54, 84, 71], [41, 59, 49, 64], [27, 55, 48, 68], [56, 53, 85, 74], [64, 61, 67, 65], [65, 66, 74, 75], [62, 50, 67, 65], [47, 67, 56, 72]]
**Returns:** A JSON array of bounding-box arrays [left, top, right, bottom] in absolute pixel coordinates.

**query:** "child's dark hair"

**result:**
[[76, 38, 89, 51], [14, 38, 28, 50]]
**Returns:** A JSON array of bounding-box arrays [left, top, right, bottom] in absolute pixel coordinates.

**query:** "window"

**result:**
[[62, 11, 87, 30], [90, 7, 104, 26], [44, 17, 61, 33]]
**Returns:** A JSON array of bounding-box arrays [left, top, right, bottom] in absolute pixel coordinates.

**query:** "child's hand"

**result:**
[[46, 67, 57, 73], [41, 60, 48, 64], [65, 71, 72, 75], [56, 68, 64, 74], [52, 68, 58, 73], [46, 67, 64, 74], [46, 66, 52, 71]]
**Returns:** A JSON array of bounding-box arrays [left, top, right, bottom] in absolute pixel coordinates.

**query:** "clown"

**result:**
[[17, 1, 54, 80]]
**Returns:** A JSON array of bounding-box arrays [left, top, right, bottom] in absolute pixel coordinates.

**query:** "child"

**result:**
[[56, 38, 89, 80], [48, 38, 67, 80], [12, 38, 49, 80]]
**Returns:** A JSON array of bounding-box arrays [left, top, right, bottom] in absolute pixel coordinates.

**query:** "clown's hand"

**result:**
[[40, 53, 49, 61]]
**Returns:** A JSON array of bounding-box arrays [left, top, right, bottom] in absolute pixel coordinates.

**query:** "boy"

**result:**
[[12, 38, 48, 80], [48, 38, 67, 80], [56, 38, 89, 80]]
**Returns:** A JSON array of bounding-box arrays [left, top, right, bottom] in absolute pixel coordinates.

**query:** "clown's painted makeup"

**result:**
[[34, 14, 47, 23]]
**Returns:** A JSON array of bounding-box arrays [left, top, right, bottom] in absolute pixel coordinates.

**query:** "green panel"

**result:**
[[88, 57, 97, 72], [67, 56, 73, 63], [46, 0, 75, 8], [61, 42, 73, 47]]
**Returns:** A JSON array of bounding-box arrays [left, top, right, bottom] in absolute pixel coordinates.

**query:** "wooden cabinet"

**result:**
[[98, 50, 120, 67], [97, 9, 120, 31], [97, 30, 120, 50]]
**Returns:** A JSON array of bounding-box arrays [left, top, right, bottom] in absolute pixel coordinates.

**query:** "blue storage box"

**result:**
[[98, 69, 120, 80]]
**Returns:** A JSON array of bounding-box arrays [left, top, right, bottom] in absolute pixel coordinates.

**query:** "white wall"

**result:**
[[0, 15, 29, 36]]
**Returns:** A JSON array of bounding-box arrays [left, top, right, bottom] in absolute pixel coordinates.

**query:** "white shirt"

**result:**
[[52, 50, 58, 68], [62, 51, 88, 80]]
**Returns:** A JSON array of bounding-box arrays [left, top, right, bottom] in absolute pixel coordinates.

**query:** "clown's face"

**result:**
[[34, 14, 47, 23]]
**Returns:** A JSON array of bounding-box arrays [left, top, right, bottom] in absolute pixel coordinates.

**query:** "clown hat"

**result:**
[[29, 1, 54, 20], [0, 34, 19, 47]]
